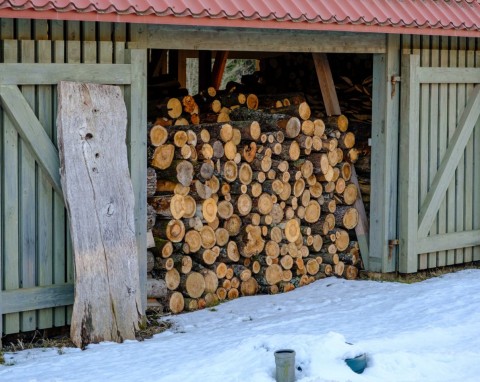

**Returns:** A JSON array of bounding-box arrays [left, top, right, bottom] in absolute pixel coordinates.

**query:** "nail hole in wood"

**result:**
[[85, 133, 93, 140]]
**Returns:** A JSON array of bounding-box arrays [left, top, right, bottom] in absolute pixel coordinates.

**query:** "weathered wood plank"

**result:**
[[417, 85, 480, 238], [474, 51, 480, 262], [370, 35, 400, 273], [66, 20, 81, 41], [418, 42, 430, 270], [50, 20, 65, 41], [436, 40, 449, 267], [65, 41, 80, 326], [2, 39, 20, 335], [82, 21, 96, 41], [36, 39, 54, 329], [16, 19, 32, 40], [0, 63, 132, 85], [98, 41, 113, 64], [446, 48, 458, 265], [455, 48, 467, 265], [98, 22, 113, 41], [463, 50, 475, 263], [57, 81, 142, 348], [125, 49, 148, 313], [2, 285, 74, 315], [33, 19, 49, 40], [19, 39, 37, 332], [53, 193, 67, 327], [0, 85, 62, 195], [399, 54, 420, 273], [145, 25, 387, 53], [350, 166, 370, 264], [83, 41, 97, 64], [113, 23, 127, 42], [417, 67, 480, 83], [427, 43, 440, 269], [417, 230, 480, 254], [0, 18, 14, 39], [312, 53, 341, 116]]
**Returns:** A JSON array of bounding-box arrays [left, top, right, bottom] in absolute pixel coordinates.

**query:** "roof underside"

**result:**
[[0, 0, 479, 37]]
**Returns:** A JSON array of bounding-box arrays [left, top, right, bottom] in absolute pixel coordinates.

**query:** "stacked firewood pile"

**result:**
[[241, 53, 372, 214], [146, 87, 363, 314]]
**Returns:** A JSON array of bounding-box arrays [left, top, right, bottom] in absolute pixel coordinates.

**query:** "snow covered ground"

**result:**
[[2, 269, 480, 382]]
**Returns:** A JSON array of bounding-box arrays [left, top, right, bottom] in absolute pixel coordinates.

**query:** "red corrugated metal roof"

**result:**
[[0, 0, 479, 37]]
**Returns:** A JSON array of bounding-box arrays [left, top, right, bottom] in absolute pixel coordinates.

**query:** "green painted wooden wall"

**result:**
[[399, 36, 480, 272], [0, 19, 146, 337]]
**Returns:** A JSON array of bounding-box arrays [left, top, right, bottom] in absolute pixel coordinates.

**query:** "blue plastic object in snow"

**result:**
[[345, 353, 367, 374]]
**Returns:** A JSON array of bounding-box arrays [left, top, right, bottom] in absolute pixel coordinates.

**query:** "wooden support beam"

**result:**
[[211, 51, 229, 89], [312, 53, 370, 261], [350, 166, 370, 267], [312, 53, 341, 116], [199, 50, 212, 91]]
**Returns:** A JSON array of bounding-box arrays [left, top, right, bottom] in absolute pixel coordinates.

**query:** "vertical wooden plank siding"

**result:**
[[463, 49, 475, 263], [428, 41, 440, 269], [455, 45, 466, 264], [446, 46, 458, 265], [0, 19, 14, 39], [36, 40, 54, 329], [16, 19, 31, 40], [436, 39, 449, 267], [370, 34, 400, 272], [125, 49, 148, 313], [33, 20, 48, 40], [49, 21, 65, 41], [474, 50, 480, 262], [82, 22, 96, 41], [64, 40, 81, 325], [3, 40, 20, 334], [19, 39, 37, 332], [418, 43, 430, 270], [399, 54, 420, 273]]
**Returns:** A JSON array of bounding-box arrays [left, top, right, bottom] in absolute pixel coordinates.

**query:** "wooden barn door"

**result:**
[[0, 41, 146, 337], [399, 53, 480, 273]]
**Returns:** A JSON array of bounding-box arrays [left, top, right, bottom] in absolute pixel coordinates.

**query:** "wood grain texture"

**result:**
[[399, 53, 420, 273], [145, 25, 386, 53], [57, 81, 142, 348], [370, 35, 400, 273]]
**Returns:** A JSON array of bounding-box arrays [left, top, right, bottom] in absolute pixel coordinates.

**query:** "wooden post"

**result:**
[[57, 81, 143, 348], [211, 51, 229, 89], [370, 35, 400, 272], [312, 53, 341, 116], [126, 49, 148, 314], [399, 54, 420, 273]]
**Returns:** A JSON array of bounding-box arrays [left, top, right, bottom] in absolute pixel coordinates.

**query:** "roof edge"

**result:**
[[0, 9, 478, 38]]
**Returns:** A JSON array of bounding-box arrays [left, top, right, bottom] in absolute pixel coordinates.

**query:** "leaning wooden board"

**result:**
[[57, 81, 142, 348]]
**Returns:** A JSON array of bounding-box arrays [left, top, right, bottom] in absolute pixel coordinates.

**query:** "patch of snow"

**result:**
[[2, 270, 480, 381]]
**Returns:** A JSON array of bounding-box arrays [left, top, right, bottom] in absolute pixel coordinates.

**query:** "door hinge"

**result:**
[[388, 239, 399, 260], [391, 76, 401, 98]]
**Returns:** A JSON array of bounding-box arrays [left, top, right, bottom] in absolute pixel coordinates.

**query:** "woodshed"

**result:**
[[0, 0, 479, 340]]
